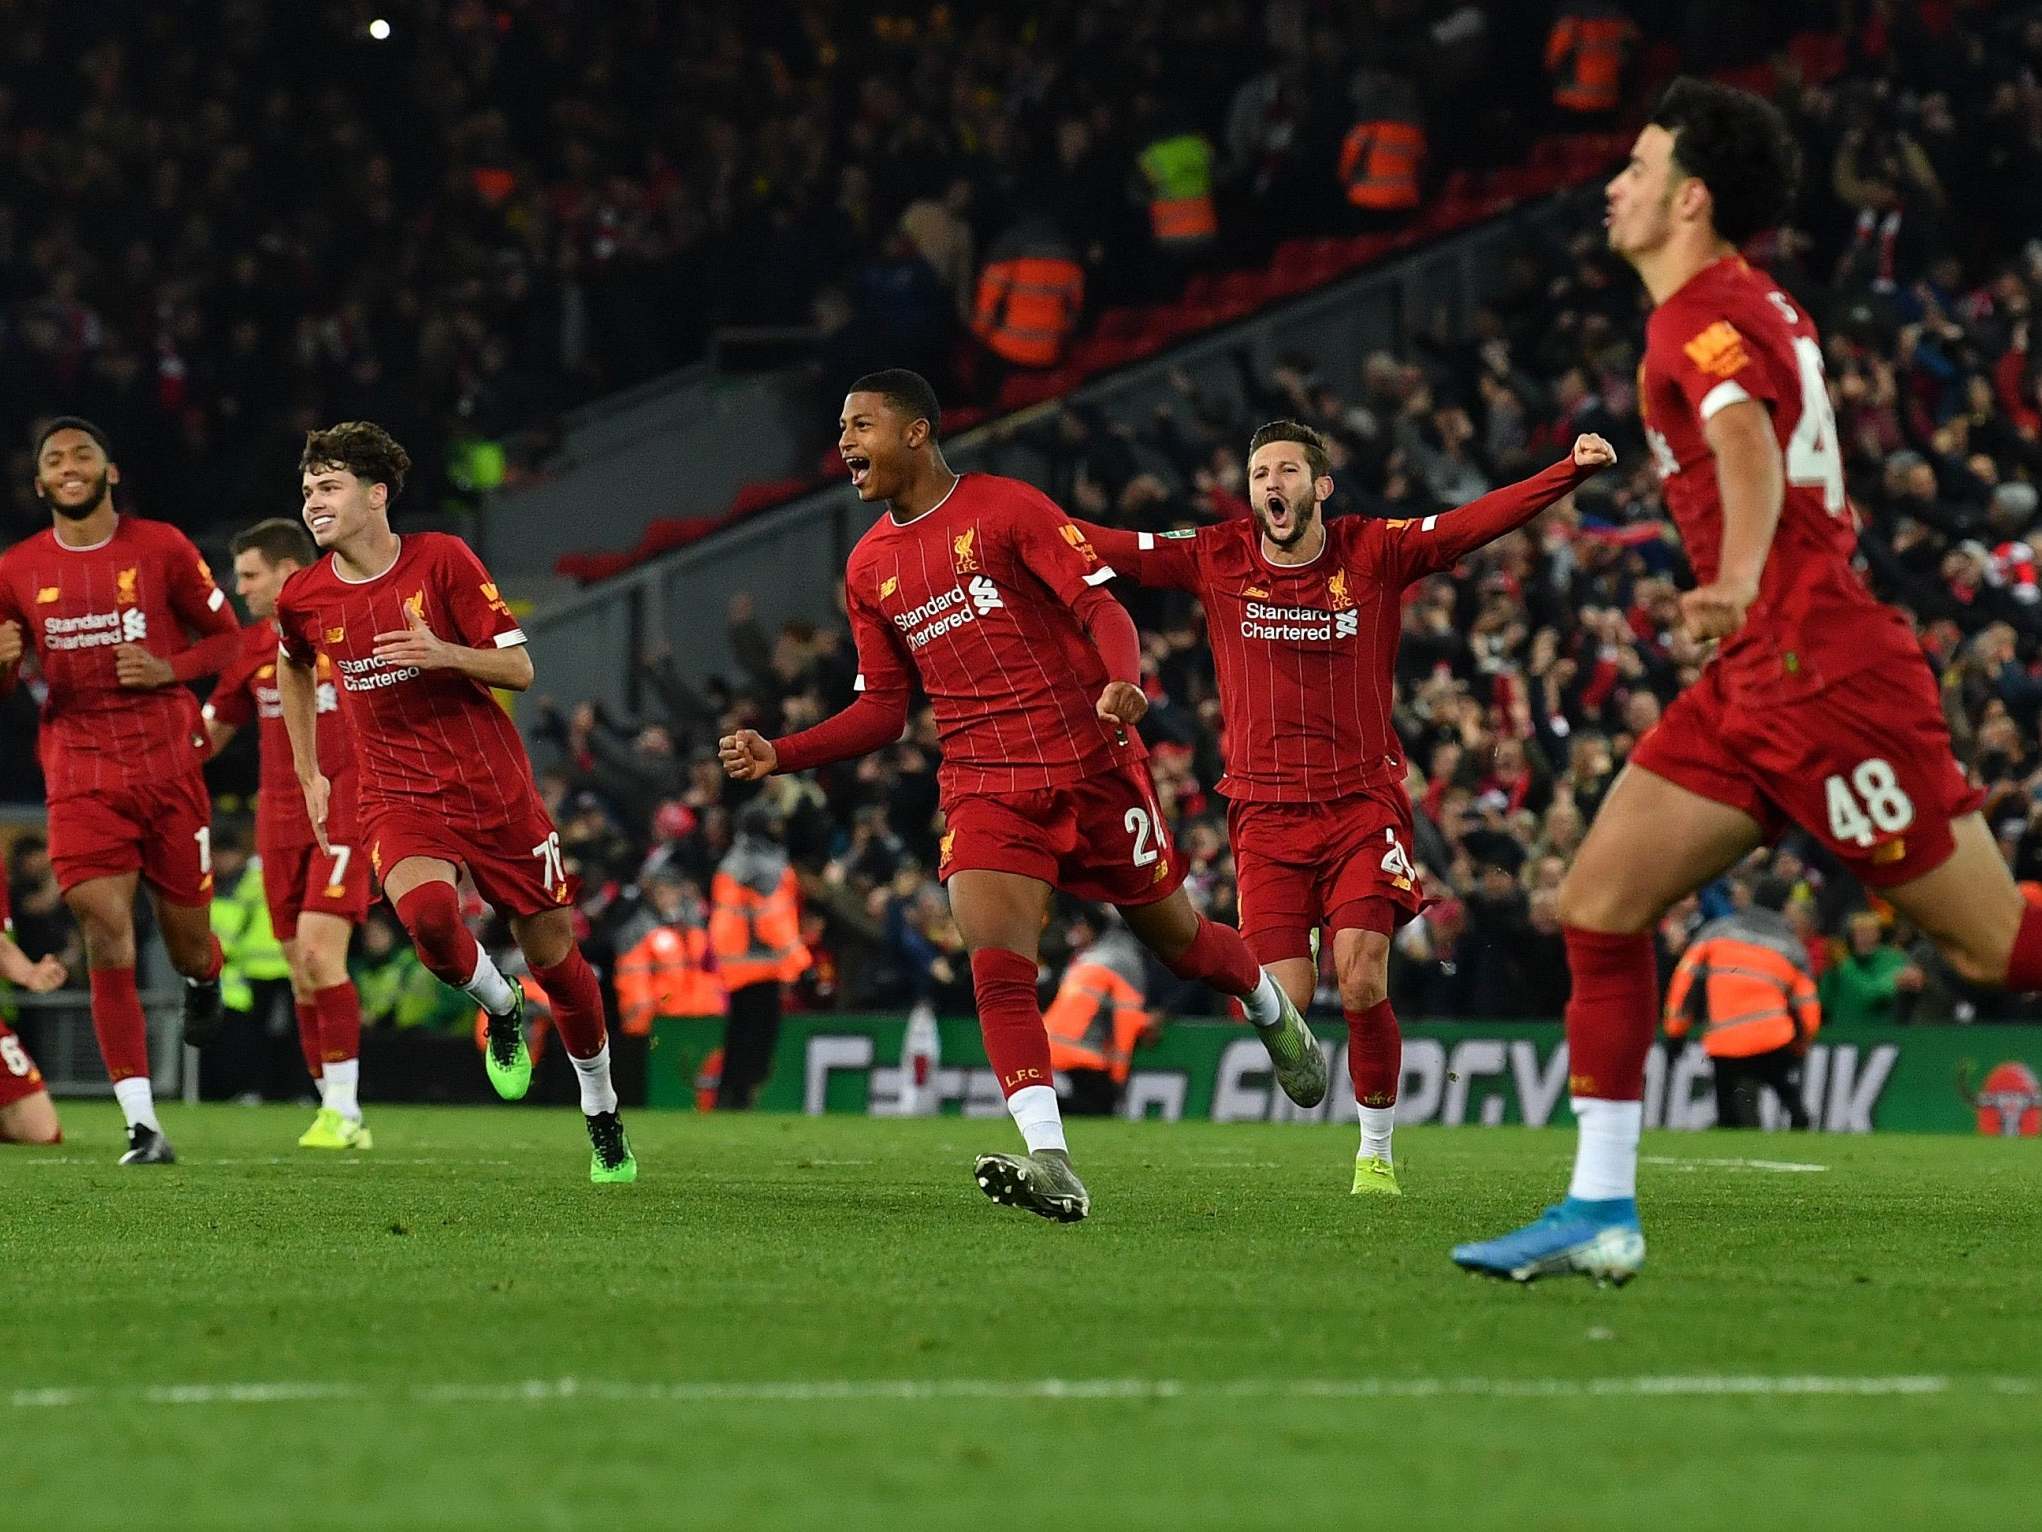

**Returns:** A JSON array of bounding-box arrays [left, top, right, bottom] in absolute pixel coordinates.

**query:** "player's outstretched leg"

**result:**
[[392, 873, 531, 1099], [1127, 892, 1326, 1107], [515, 911, 634, 1184]]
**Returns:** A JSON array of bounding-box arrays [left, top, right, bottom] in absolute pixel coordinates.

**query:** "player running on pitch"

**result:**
[[1454, 78, 2042, 1283], [202, 518, 374, 1151], [1080, 423, 1615, 1195], [0, 418, 242, 1164], [274, 422, 634, 1183], [720, 369, 1327, 1223]]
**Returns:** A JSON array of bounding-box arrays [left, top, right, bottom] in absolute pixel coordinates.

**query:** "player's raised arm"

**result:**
[[1070, 520, 1203, 593], [1383, 434, 1616, 583], [728, 588, 911, 780]]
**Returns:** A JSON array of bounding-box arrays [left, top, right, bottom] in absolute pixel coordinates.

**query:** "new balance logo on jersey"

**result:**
[[968, 576, 1003, 615]]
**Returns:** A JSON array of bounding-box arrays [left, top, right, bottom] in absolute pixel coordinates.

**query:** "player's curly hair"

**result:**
[[1247, 419, 1331, 480], [1650, 77, 1800, 245], [300, 421, 411, 502]]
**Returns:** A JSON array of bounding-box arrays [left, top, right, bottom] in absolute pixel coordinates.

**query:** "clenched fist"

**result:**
[[719, 729, 778, 781], [1571, 433, 1617, 469]]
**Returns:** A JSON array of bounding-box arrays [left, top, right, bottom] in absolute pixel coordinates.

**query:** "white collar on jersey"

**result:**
[[887, 474, 963, 529], [1254, 524, 1329, 573], [333, 536, 403, 585], [53, 514, 119, 553]]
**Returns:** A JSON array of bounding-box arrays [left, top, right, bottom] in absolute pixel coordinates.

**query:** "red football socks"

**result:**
[[314, 981, 362, 1065], [89, 965, 150, 1083], [392, 881, 480, 985], [294, 999, 323, 1080], [2003, 898, 2042, 991], [531, 948, 608, 1058], [1346, 999, 1401, 1108], [1562, 926, 1658, 1101], [971, 947, 1053, 1097], [1163, 916, 1260, 997]]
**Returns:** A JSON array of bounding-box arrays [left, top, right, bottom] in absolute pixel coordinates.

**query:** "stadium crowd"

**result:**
[[3, 0, 1770, 544]]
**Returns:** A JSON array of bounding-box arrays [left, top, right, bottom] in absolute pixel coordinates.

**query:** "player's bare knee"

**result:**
[[1555, 874, 1651, 935], [1338, 965, 1387, 1013], [513, 910, 575, 970], [1937, 935, 2009, 989]]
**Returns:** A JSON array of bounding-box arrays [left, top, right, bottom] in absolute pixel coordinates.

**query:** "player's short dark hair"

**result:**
[[1650, 77, 1800, 245], [33, 415, 113, 463], [848, 370, 941, 440], [301, 421, 411, 502], [1247, 419, 1331, 480], [230, 517, 318, 570]]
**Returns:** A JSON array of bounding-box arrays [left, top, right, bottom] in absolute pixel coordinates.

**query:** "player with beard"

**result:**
[[0, 418, 242, 1164], [1079, 422, 1615, 1193], [720, 370, 1327, 1223]]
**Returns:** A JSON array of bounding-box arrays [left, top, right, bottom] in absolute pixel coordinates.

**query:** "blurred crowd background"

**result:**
[[8, 1, 2042, 1066]]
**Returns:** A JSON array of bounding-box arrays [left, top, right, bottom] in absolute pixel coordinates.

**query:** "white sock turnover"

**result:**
[[1005, 1083, 1067, 1154], [570, 1043, 620, 1116], [1567, 1097, 1642, 1201]]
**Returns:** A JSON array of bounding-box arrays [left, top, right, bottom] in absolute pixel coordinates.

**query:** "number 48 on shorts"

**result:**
[[1825, 757, 1914, 849]]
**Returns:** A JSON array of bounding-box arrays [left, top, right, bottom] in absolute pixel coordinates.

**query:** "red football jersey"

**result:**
[[203, 618, 358, 850], [1640, 256, 1917, 699], [0, 515, 237, 794], [273, 533, 539, 831], [820, 473, 1142, 795], [1082, 458, 1590, 803]]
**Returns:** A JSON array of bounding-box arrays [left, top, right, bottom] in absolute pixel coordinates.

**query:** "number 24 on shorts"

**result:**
[[1826, 757, 1914, 848]]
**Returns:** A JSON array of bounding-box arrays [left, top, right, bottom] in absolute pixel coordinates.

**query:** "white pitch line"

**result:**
[[1640, 1156, 1829, 1173], [9, 1374, 2024, 1412]]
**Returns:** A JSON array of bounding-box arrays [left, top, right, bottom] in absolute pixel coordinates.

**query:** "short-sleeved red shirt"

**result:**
[[274, 533, 540, 831]]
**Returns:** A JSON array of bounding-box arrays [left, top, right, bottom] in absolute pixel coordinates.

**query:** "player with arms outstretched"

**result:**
[[203, 518, 374, 1151], [274, 422, 634, 1183], [0, 418, 242, 1164], [1080, 422, 1615, 1195], [0, 846, 68, 1145], [1453, 79, 2042, 1283], [720, 370, 1326, 1222]]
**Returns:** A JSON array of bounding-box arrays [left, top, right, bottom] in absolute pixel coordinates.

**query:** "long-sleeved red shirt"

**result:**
[[1081, 457, 1594, 803]]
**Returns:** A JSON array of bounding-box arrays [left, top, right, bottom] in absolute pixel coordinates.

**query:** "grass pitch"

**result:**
[[4, 1105, 2037, 1530]]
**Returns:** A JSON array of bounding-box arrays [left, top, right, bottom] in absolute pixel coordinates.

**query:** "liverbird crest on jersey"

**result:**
[[115, 567, 140, 605], [951, 526, 980, 574], [404, 590, 426, 623], [1327, 569, 1354, 611]]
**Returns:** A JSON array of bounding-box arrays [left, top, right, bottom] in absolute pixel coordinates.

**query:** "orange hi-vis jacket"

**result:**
[[1544, 2, 1637, 114], [1044, 932, 1151, 1084], [710, 856, 811, 992], [616, 921, 723, 1034], [1664, 908, 1821, 1059], [972, 250, 1085, 367], [1338, 118, 1424, 211]]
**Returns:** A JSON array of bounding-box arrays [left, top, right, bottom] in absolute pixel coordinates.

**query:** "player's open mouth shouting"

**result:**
[[843, 452, 873, 492]]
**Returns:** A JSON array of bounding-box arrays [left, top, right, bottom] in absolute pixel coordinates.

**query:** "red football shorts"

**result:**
[[364, 797, 578, 919], [261, 838, 374, 941], [1630, 657, 1986, 888], [46, 770, 215, 905], [938, 762, 1188, 907], [1228, 787, 1429, 965], [0, 1019, 47, 1109]]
